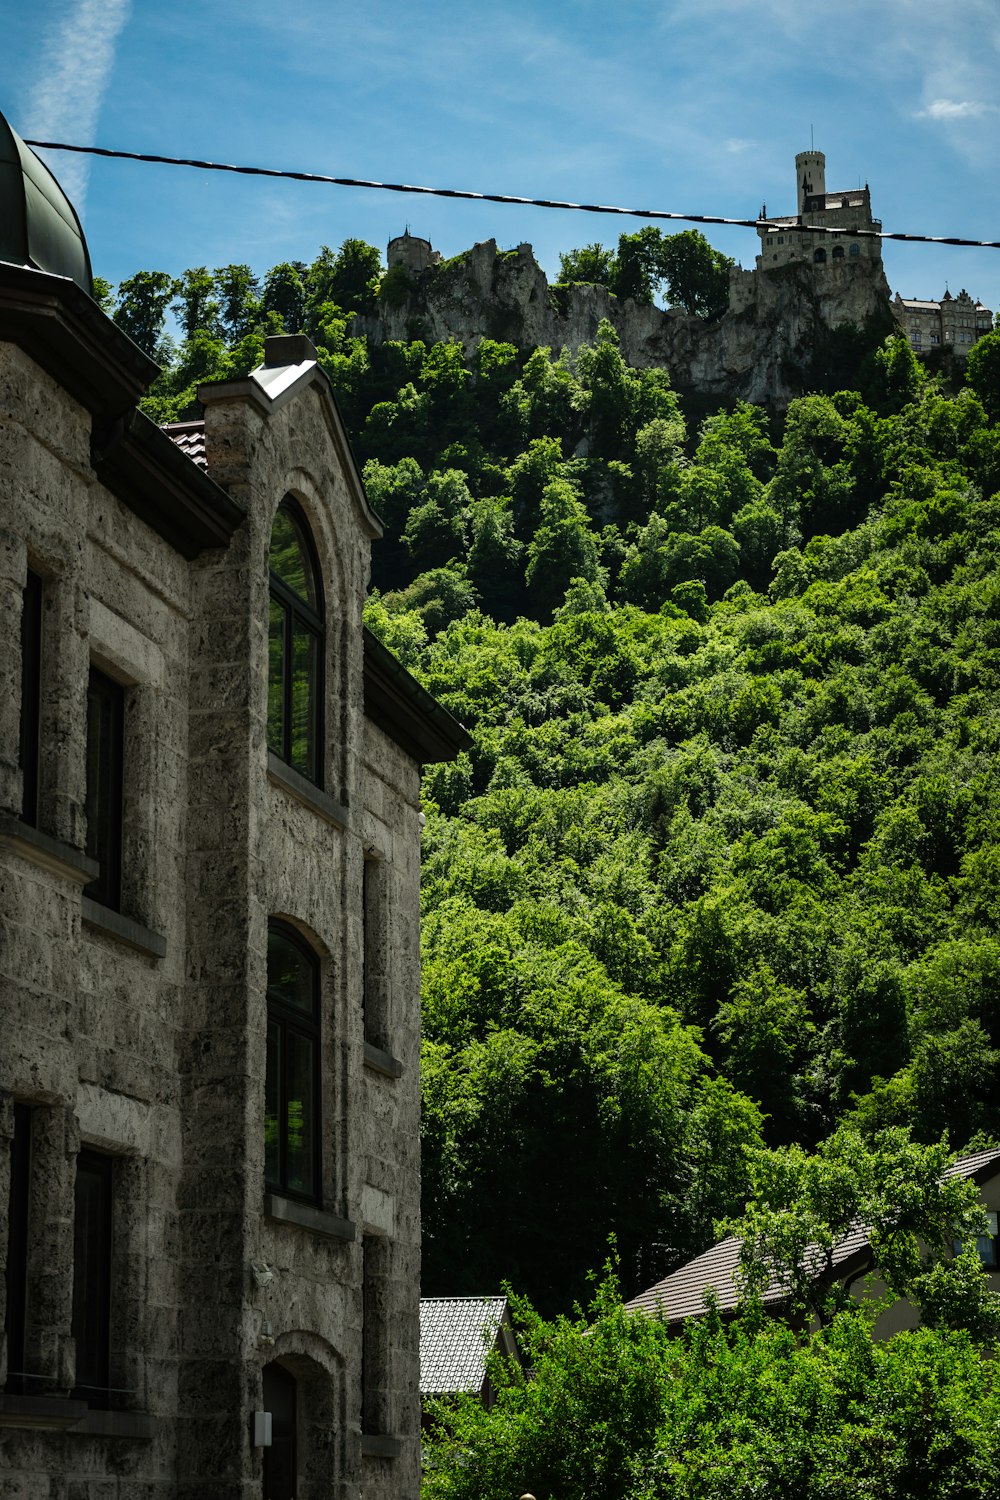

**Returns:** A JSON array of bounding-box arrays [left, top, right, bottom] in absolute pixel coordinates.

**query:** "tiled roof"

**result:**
[[420, 1296, 508, 1395], [625, 1147, 1000, 1326], [162, 420, 207, 470]]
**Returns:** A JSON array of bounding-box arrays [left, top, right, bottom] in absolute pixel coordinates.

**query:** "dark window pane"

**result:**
[[290, 626, 318, 779], [267, 930, 316, 1015], [4, 1105, 31, 1393], [265, 925, 321, 1202], [268, 500, 323, 789], [285, 1031, 316, 1197], [265, 1020, 281, 1189], [269, 506, 316, 608], [72, 1151, 113, 1404], [84, 669, 124, 911], [267, 597, 286, 758], [19, 572, 42, 827], [262, 1362, 297, 1500]]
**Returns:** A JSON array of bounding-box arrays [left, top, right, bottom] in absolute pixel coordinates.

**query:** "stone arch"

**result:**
[[832, 245, 844, 260], [262, 1334, 347, 1500], [813, 248, 827, 264]]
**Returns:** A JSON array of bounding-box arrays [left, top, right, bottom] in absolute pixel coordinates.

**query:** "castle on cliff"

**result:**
[[729, 149, 883, 313]]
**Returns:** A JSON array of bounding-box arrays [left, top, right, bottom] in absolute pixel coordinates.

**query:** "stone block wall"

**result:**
[[0, 312, 432, 1500]]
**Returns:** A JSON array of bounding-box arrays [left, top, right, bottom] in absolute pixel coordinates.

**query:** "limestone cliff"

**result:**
[[358, 238, 894, 408]]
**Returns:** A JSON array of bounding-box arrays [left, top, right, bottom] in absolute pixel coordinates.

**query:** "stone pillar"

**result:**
[[25, 1104, 79, 1394], [0, 528, 27, 816]]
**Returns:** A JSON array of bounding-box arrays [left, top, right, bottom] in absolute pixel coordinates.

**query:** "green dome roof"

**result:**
[[0, 108, 93, 294]]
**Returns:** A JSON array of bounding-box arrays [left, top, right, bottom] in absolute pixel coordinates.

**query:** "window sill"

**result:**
[[0, 816, 98, 886], [364, 1042, 403, 1079], [362, 1433, 402, 1459], [264, 1192, 355, 1242], [0, 1393, 88, 1429], [267, 752, 349, 828], [73, 1408, 154, 1439], [82, 898, 167, 959]]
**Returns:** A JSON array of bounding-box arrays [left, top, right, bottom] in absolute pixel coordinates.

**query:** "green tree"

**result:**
[[524, 479, 603, 617], [966, 328, 1000, 423], [558, 242, 615, 287], [728, 1127, 1000, 1333], [659, 229, 734, 319], [112, 270, 176, 358]]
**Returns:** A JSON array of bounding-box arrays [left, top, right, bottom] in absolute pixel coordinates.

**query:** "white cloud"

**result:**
[[725, 138, 753, 154], [918, 98, 998, 120], [23, 0, 132, 213]]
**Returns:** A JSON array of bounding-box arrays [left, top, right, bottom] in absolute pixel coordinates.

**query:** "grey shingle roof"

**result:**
[[420, 1296, 508, 1395], [625, 1147, 1000, 1326], [162, 419, 207, 470]]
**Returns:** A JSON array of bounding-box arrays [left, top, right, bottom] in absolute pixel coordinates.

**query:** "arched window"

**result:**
[[832, 245, 844, 260], [268, 500, 323, 785], [849, 243, 860, 257], [265, 922, 320, 1202], [813, 248, 827, 264]]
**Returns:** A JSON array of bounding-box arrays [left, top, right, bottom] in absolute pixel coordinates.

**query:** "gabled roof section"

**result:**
[[94, 407, 245, 558], [198, 333, 383, 541], [625, 1147, 1000, 1326], [420, 1297, 510, 1395]]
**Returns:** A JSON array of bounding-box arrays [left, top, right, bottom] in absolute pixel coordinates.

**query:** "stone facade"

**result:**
[[0, 252, 467, 1500], [386, 236, 441, 275], [891, 287, 993, 358]]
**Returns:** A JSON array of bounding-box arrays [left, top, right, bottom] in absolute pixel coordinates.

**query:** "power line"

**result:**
[[23, 138, 1000, 251]]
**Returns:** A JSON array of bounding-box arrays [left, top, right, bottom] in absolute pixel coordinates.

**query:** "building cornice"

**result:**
[[0, 260, 157, 416], [363, 627, 472, 765]]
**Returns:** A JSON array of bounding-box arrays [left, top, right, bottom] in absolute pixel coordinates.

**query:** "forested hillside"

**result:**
[[103, 242, 1000, 1315]]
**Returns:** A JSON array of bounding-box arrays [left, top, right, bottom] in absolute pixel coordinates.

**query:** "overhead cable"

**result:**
[[23, 139, 1000, 250]]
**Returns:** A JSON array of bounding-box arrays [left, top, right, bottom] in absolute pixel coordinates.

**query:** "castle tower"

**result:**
[[795, 150, 826, 215]]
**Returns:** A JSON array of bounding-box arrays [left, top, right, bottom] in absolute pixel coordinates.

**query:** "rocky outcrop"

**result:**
[[359, 239, 894, 408]]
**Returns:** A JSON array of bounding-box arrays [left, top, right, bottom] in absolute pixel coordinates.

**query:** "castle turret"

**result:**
[[795, 150, 826, 215]]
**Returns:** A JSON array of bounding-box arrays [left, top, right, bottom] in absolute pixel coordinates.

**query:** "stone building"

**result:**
[[729, 149, 884, 314], [0, 110, 468, 1500], [891, 287, 993, 357], [385, 234, 441, 275]]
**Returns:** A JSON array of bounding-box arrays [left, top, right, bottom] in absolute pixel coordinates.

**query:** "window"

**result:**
[[19, 571, 42, 827], [84, 668, 124, 910], [72, 1150, 113, 1405], [813, 248, 827, 264], [954, 1212, 998, 1269], [265, 923, 321, 1202], [931, 334, 940, 345], [832, 245, 844, 260], [849, 243, 860, 257], [4, 1105, 31, 1394], [268, 501, 324, 786], [363, 857, 390, 1052]]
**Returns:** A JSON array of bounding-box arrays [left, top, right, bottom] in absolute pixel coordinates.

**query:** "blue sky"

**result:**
[[3, 0, 1000, 314]]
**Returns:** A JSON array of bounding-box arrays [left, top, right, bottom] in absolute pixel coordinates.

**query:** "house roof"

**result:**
[[625, 1147, 1000, 1326], [163, 420, 208, 470], [420, 1296, 509, 1395]]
